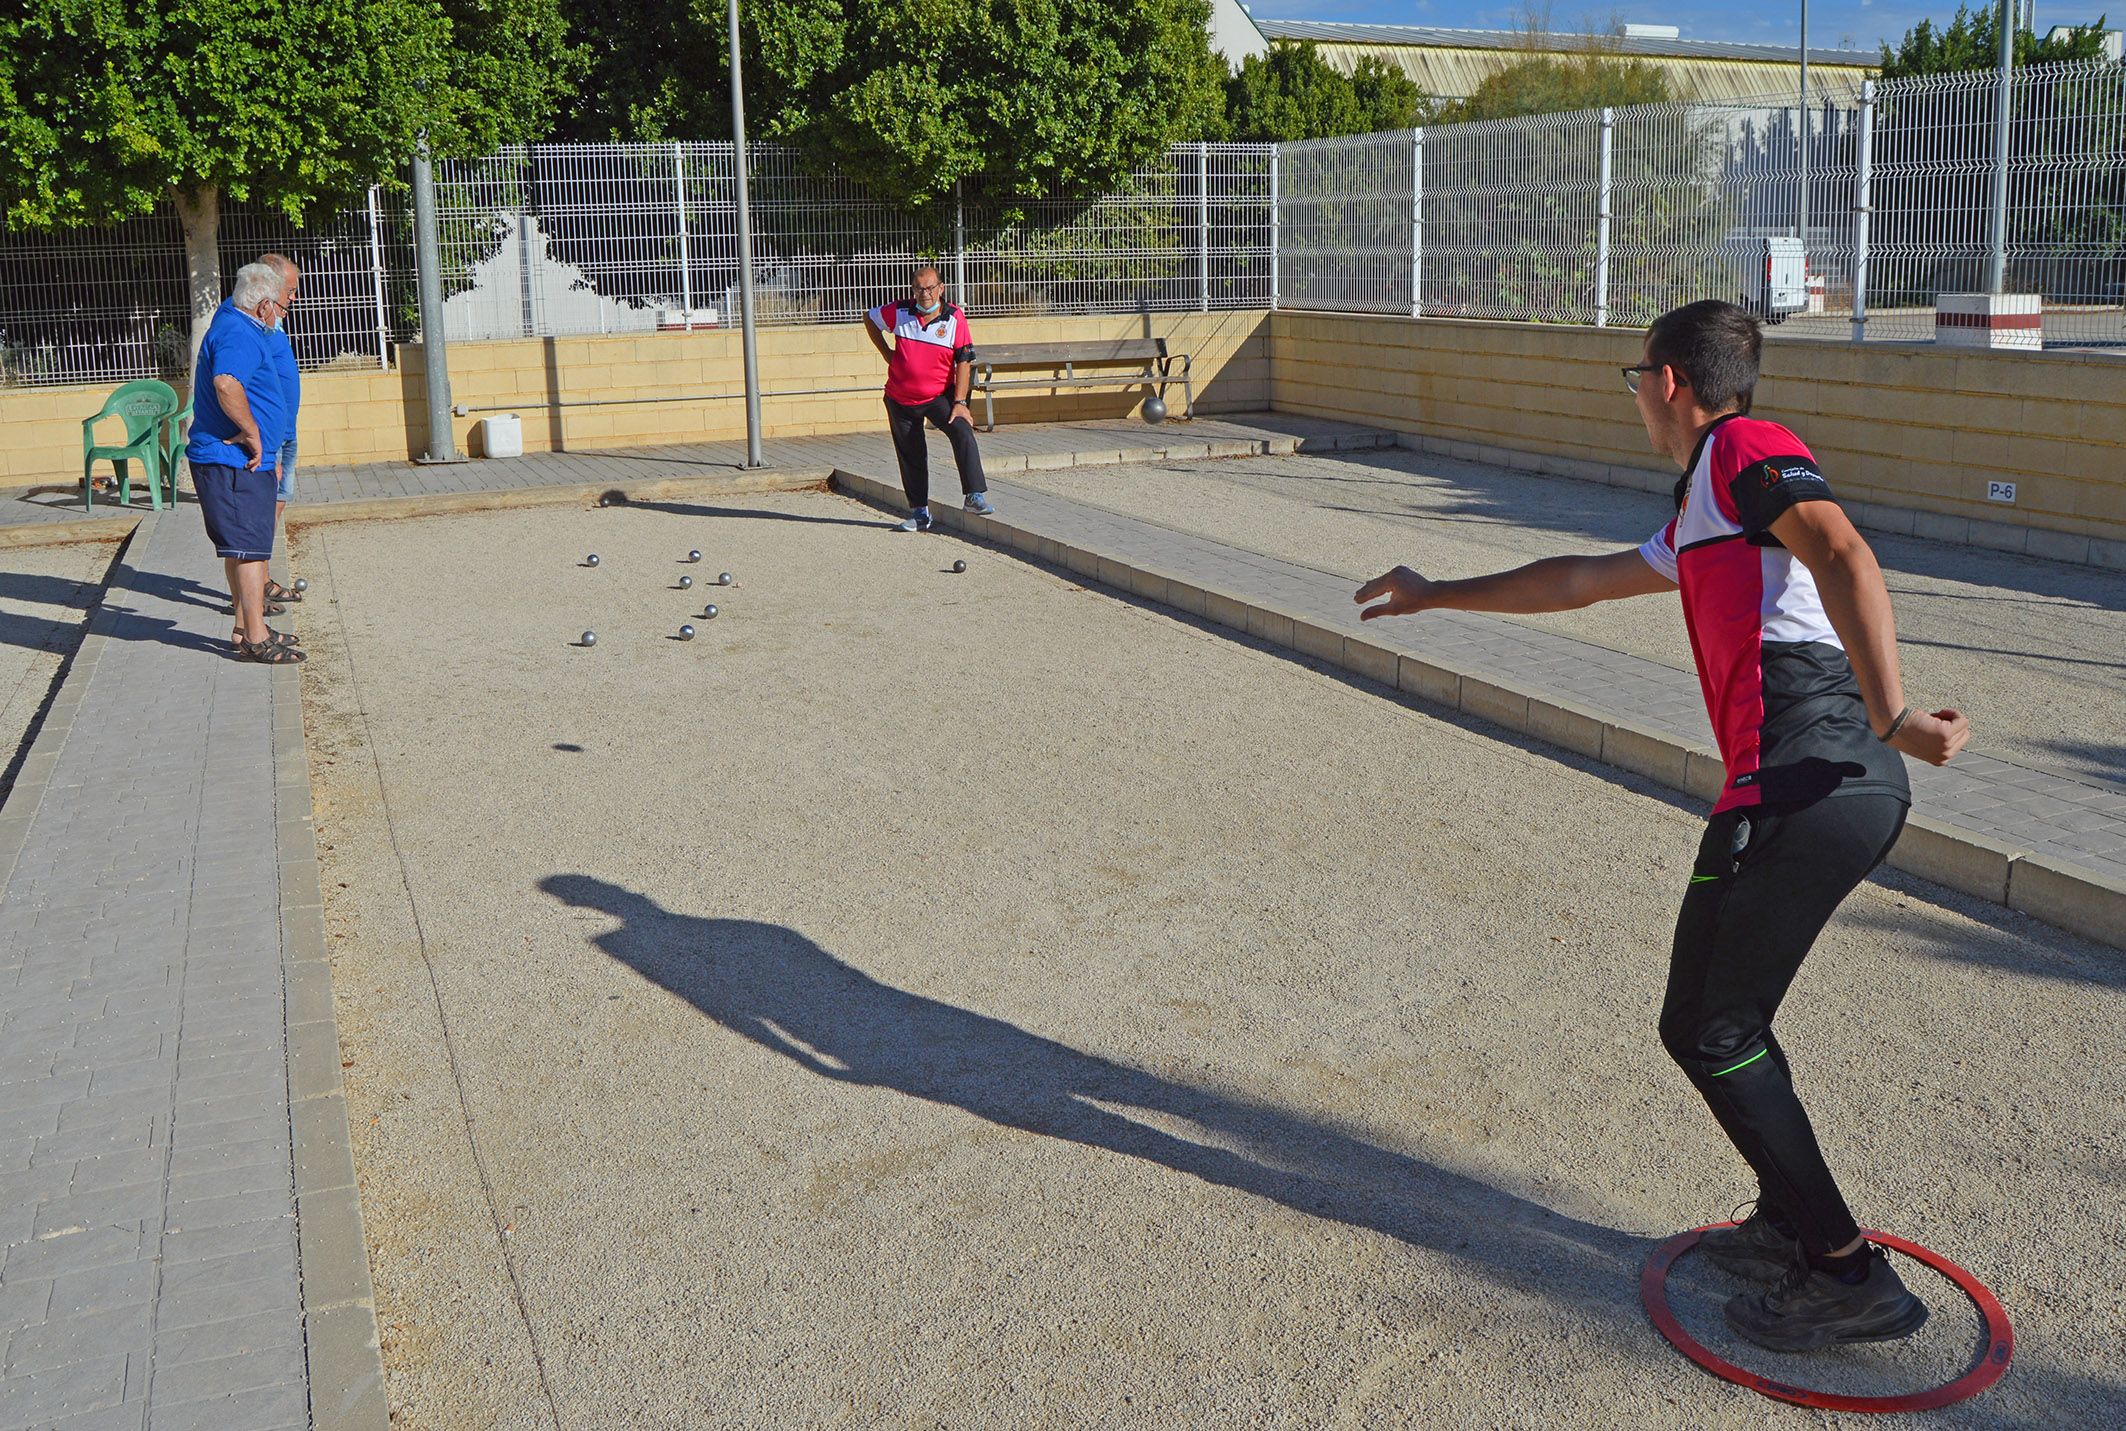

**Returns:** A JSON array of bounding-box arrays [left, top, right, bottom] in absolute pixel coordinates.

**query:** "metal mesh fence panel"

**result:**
[[1422, 110, 1603, 324], [1279, 131, 1416, 314]]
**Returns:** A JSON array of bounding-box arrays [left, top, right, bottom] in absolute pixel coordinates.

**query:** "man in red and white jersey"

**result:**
[[1357, 300, 1969, 1354], [863, 265, 992, 531]]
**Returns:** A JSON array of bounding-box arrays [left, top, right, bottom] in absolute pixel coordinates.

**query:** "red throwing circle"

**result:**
[[1640, 1224, 2014, 1413]]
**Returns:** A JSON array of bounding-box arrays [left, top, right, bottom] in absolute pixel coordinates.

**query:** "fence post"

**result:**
[[410, 138, 461, 463], [674, 142, 693, 329], [1595, 109, 1614, 328], [1851, 79, 1876, 344], [365, 184, 389, 369], [1411, 128, 1425, 318], [954, 181, 966, 304], [1198, 144, 1211, 312], [1267, 147, 1280, 310]]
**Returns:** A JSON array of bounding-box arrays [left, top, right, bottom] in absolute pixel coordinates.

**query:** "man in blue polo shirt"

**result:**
[[188, 260, 300, 664], [261, 252, 304, 606]]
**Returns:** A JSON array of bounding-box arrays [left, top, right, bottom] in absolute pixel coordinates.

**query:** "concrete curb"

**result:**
[[829, 467, 2125, 954], [274, 621, 390, 1428], [0, 512, 141, 550], [0, 517, 141, 889], [285, 464, 836, 531]]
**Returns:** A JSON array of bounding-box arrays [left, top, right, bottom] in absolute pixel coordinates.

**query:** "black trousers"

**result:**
[[1660, 793, 1909, 1257], [886, 394, 986, 510]]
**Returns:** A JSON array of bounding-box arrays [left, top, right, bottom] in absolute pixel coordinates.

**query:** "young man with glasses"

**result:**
[[1357, 299, 1968, 1352], [864, 265, 993, 530]]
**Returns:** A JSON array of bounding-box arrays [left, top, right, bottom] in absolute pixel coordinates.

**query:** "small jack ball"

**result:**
[[292, 577, 309, 594], [717, 571, 734, 586], [687, 550, 702, 563], [581, 631, 598, 647], [678, 624, 696, 641], [952, 559, 967, 574], [585, 554, 600, 567], [679, 574, 694, 590], [702, 604, 718, 619]]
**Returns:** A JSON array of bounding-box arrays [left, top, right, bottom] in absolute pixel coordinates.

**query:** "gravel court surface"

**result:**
[[0, 537, 116, 797], [1003, 448, 2126, 788], [294, 492, 2123, 1429]]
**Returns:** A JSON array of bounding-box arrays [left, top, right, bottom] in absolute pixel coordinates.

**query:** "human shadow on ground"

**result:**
[[539, 874, 1657, 1339], [0, 570, 105, 655], [622, 497, 887, 531]]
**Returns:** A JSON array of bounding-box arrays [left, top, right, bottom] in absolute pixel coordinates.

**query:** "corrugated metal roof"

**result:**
[[1258, 19, 1875, 69], [1304, 41, 1871, 106]]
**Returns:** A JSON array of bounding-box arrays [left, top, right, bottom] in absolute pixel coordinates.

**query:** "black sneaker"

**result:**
[[1724, 1246, 1929, 1353], [1699, 1207, 1802, 1283]]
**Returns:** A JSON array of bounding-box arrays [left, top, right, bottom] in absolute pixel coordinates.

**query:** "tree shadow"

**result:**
[[538, 874, 1659, 1336]]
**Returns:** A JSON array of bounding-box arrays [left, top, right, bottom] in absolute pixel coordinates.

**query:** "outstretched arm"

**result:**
[[1769, 501, 1969, 765], [1356, 548, 1674, 620]]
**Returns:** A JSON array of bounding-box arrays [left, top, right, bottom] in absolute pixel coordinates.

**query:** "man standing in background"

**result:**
[[863, 264, 993, 531], [260, 252, 303, 607], [187, 260, 300, 663]]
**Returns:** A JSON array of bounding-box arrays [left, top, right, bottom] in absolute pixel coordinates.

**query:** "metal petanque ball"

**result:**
[[679, 574, 694, 590], [702, 604, 718, 619], [584, 554, 600, 567], [687, 550, 702, 563], [292, 577, 309, 594], [952, 559, 967, 574], [1141, 395, 1168, 424], [678, 624, 696, 641], [581, 631, 598, 648], [717, 571, 734, 586]]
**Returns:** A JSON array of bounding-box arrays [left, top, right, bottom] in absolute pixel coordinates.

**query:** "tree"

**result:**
[[0, 0, 580, 366], [1433, 50, 1670, 124], [555, 0, 1228, 214], [1878, 6, 2111, 77], [1223, 41, 1425, 142]]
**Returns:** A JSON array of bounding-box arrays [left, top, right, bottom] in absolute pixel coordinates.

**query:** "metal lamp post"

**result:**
[[729, 0, 764, 468]]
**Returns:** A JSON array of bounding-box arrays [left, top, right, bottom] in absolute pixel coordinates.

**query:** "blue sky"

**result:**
[[1247, 2, 2106, 55]]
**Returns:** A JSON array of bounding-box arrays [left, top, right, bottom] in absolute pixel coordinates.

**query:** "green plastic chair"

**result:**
[[81, 379, 180, 511]]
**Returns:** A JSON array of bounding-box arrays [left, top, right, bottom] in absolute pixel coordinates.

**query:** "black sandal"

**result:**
[[236, 638, 305, 664], [265, 580, 302, 603]]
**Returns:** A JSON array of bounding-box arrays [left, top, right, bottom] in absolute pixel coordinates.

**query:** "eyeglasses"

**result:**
[[1622, 363, 1659, 394], [911, 283, 943, 294]]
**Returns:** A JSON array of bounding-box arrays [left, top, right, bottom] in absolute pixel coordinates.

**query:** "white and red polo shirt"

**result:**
[[868, 300, 974, 405], [1638, 415, 1909, 812]]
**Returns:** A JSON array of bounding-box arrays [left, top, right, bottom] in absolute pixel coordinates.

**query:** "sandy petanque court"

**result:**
[[293, 487, 2124, 1428]]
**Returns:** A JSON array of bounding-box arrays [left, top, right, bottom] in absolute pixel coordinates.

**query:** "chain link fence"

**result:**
[[2, 59, 2119, 388]]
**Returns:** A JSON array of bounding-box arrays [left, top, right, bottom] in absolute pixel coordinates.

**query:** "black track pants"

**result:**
[[887, 394, 987, 510], [1660, 793, 1909, 1257]]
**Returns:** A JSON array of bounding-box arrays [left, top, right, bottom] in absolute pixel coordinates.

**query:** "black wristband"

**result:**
[[1879, 705, 1913, 742]]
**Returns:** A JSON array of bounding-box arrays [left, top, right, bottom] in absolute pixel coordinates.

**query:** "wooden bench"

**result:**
[[969, 338, 1193, 432]]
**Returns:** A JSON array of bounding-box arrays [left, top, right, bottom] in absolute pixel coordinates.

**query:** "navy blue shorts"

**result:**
[[192, 460, 277, 561]]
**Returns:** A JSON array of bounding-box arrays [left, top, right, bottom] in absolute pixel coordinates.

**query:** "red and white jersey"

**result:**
[[1639, 415, 1908, 813], [869, 300, 974, 405]]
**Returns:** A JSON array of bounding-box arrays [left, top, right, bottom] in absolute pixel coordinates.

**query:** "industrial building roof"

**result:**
[[1256, 20, 1875, 70]]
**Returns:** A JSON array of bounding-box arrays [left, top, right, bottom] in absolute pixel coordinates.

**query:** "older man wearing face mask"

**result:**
[[863, 264, 992, 531], [187, 260, 299, 663], [259, 251, 304, 606]]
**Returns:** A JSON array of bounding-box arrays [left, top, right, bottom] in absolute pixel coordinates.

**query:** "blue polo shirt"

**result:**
[[270, 322, 299, 436], [187, 301, 285, 472]]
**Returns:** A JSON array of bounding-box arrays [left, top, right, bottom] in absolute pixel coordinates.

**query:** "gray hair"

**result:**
[[230, 261, 282, 310]]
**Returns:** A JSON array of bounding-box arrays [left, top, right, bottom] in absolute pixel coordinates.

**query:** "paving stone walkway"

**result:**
[[0, 513, 316, 1429]]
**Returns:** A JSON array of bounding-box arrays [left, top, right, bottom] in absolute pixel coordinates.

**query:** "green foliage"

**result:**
[[1877, 6, 2112, 78], [0, 0, 580, 229], [1434, 51, 1671, 124], [555, 0, 1228, 212], [1222, 41, 1425, 142]]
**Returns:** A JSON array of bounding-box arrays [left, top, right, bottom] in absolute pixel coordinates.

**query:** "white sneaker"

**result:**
[[897, 509, 934, 532]]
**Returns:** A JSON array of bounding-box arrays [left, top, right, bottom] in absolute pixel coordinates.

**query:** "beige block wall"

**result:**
[[3, 311, 1266, 484], [1269, 312, 2126, 542]]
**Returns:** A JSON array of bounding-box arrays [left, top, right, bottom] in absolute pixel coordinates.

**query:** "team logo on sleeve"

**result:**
[[1757, 458, 1823, 489]]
